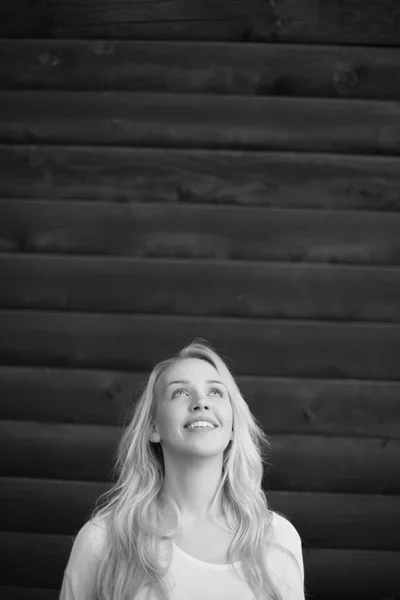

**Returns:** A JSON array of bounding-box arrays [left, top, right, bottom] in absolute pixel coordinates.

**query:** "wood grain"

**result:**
[[1, 477, 399, 550], [1, 0, 399, 46], [0, 478, 108, 535], [268, 490, 400, 551], [0, 310, 400, 380], [1, 91, 400, 155], [0, 531, 71, 589], [1, 40, 400, 101], [1, 366, 399, 438], [303, 548, 400, 596], [2, 145, 400, 211], [0, 421, 117, 482], [2, 201, 400, 266], [0, 587, 58, 600], [0, 529, 399, 596], [243, 376, 400, 438], [1, 421, 399, 493], [266, 434, 400, 494], [2, 254, 400, 323], [0, 365, 141, 427], [1, 1, 399, 597]]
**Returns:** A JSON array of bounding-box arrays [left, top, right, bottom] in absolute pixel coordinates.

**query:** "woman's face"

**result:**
[[151, 358, 234, 459]]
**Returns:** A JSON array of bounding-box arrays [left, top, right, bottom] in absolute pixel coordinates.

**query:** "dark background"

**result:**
[[0, 0, 400, 598]]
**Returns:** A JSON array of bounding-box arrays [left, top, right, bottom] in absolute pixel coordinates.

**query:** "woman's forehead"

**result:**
[[159, 358, 220, 387]]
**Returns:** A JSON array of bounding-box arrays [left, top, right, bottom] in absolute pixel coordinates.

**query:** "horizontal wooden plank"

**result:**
[[0, 591, 370, 600], [0, 421, 117, 482], [0, 478, 107, 536], [265, 435, 400, 494], [244, 377, 400, 438], [1, 201, 400, 266], [304, 549, 400, 596], [0, 366, 139, 427], [268, 490, 400, 552], [2, 40, 400, 101], [2, 145, 400, 211], [0, 311, 400, 380], [0, 587, 58, 600], [1, 421, 399, 493], [1, 529, 399, 596], [0, 531, 70, 589], [1, 254, 400, 323], [2, 477, 399, 550], [1, 366, 400, 438], [1, 92, 400, 155], [312, 596, 398, 600], [1, 0, 399, 46], [312, 597, 398, 600]]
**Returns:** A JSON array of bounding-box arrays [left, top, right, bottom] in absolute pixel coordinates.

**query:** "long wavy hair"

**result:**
[[91, 339, 295, 599]]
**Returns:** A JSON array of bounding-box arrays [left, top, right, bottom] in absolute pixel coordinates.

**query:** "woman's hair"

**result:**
[[91, 339, 294, 600]]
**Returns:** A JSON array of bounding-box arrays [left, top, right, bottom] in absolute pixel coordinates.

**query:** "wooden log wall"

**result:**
[[0, 1, 400, 599]]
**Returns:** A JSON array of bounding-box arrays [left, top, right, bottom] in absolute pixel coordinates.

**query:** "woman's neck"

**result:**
[[161, 453, 224, 522]]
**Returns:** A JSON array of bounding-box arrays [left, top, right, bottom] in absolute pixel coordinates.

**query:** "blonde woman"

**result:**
[[60, 340, 305, 600]]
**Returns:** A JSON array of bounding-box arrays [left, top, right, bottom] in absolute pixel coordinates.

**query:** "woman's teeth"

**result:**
[[187, 421, 215, 429]]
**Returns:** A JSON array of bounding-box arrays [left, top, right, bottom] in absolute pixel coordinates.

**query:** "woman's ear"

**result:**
[[149, 422, 161, 443]]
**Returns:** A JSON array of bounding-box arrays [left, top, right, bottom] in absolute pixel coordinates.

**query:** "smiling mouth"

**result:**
[[185, 423, 217, 430], [186, 427, 216, 432]]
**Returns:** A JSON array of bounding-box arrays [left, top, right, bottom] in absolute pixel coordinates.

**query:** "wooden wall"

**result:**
[[1, 1, 400, 599]]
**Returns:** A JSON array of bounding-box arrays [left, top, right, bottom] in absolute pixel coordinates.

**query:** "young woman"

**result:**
[[60, 340, 305, 600]]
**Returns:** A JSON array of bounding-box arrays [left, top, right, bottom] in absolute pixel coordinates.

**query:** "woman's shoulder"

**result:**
[[62, 516, 109, 597], [270, 511, 302, 550], [71, 514, 108, 561], [267, 510, 304, 584]]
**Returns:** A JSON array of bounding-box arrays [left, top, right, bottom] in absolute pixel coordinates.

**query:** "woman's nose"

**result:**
[[191, 394, 209, 410]]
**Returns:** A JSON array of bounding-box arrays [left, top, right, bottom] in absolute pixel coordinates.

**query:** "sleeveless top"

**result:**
[[59, 513, 304, 600]]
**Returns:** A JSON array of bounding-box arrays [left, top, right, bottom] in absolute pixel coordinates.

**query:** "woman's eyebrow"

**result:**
[[206, 380, 226, 387], [166, 379, 190, 387], [166, 379, 226, 387]]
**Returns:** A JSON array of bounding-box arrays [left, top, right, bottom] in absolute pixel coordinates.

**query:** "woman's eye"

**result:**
[[172, 388, 187, 398], [209, 387, 224, 397]]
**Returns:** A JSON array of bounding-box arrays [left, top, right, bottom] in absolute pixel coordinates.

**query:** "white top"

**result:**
[[59, 511, 305, 600]]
